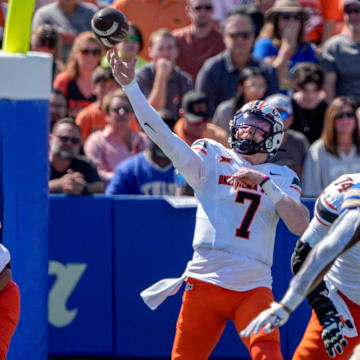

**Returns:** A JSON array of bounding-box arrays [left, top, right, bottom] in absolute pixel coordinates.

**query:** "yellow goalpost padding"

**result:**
[[2, 0, 36, 54]]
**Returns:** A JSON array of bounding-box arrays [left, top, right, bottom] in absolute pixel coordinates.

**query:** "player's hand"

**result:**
[[107, 48, 137, 86], [240, 302, 290, 338], [228, 167, 266, 188], [321, 315, 351, 358]]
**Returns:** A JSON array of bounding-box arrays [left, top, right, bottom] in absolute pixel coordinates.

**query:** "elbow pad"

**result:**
[[291, 239, 312, 275]]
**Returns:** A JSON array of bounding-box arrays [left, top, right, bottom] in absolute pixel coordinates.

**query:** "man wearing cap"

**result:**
[[266, 93, 309, 179], [321, 0, 360, 102], [174, 90, 229, 147]]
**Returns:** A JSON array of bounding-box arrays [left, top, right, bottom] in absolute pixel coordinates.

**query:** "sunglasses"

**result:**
[[56, 135, 81, 145], [80, 48, 102, 56], [193, 4, 213, 11], [123, 35, 140, 43], [226, 31, 253, 39], [111, 105, 132, 114], [345, 7, 360, 14], [279, 13, 302, 21], [335, 112, 355, 120]]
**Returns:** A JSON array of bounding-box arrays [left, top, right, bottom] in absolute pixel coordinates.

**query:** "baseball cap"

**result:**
[[265, 94, 293, 118], [344, 0, 360, 8], [181, 90, 210, 123]]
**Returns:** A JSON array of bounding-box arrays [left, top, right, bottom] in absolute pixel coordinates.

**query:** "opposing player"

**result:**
[[107, 49, 309, 359], [241, 173, 360, 359], [0, 243, 20, 359]]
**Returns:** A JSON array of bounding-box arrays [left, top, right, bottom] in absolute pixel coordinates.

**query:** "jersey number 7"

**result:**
[[235, 191, 261, 239]]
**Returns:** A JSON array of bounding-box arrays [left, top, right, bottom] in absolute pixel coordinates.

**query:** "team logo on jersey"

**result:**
[[219, 155, 232, 164], [191, 140, 208, 155]]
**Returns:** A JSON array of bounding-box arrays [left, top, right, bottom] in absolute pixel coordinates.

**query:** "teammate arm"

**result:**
[[240, 206, 360, 338]]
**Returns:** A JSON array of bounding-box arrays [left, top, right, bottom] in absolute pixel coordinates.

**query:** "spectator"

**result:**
[[227, 3, 265, 37], [50, 89, 68, 130], [298, 0, 344, 49], [212, 66, 268, 134], [32, 0, 97, 63], [31, 24, 64, 81], [101, 22, 147, 70], [75, 66, 118, 141], [253, 0, 317, 91], [106, 110, 176, 196], [212, 0, 274, 26], [111, 0, 190, 61], [49, 118, 104, 194], [291, 62, 328, 144], [175, 90, 229, 147], [173, 0, 225, 80], [302, 96, 360, 197], [266, 93, 310, 178], [135, 29, 194, 121], [196, 12, 279, 117], [54, 31, 103, 118], [321, 0, 360, 103], [84, 88, 148, 184]]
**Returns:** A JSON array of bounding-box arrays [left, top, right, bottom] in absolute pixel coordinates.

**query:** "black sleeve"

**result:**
[[291, 239, 337, 325]]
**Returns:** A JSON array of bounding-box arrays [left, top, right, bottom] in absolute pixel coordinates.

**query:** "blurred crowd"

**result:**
[[1, 0, 360, 198]]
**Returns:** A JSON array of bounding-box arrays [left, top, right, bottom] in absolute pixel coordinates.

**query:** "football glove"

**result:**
[[240, 302, 290, 338], [322, 314, 353, 358]]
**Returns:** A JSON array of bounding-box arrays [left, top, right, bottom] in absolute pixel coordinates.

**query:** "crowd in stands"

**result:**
[[1, 0, 360, 198]]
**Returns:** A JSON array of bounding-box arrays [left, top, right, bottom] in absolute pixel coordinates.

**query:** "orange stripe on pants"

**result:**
[[171, 278, 283, 360], [293, 291, 360, 360], [0, 280, 20, 360]]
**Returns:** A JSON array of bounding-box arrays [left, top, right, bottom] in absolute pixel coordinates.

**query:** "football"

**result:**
[[91, 7, 129, 48]]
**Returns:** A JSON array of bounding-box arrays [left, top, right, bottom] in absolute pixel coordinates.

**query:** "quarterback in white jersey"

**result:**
[[107, 50, 309, 360], [241, 174, 360, 359]]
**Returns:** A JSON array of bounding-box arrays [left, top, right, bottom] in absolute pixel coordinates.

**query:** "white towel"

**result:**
[[140, 275, 186, 310]]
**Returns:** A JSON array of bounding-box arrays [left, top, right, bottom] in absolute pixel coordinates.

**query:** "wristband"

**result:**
[[261, 179, 286, 204]]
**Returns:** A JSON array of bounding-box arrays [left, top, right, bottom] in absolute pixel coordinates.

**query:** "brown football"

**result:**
[[91, 8, 129, 48]]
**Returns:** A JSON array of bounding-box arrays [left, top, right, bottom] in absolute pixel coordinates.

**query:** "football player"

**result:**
[[241, 174, 360, 359], [107, 49, 309, 360]]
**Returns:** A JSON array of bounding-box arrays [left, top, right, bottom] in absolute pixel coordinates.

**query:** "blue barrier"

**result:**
[[48, 195, 315, 359]]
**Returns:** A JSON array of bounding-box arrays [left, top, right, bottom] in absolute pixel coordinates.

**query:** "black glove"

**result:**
[[321, 314, 350, 358]]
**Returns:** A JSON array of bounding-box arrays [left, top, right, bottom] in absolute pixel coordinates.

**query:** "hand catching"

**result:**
[[240, 302, 290, 338]]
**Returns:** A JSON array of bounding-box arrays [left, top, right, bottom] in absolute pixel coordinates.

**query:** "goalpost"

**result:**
[[0, 0, 51, 359]]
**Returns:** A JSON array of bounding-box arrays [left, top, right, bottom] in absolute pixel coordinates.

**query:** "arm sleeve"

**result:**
[[122, 81, 207, 188], [282, 207, 360, 311]]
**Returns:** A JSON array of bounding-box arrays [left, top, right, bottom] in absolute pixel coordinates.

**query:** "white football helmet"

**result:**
[[229, 100, 284, 156]]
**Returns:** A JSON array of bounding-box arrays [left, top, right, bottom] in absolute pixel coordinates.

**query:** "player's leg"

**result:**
[[293, 308, 360, 360], [0, 280, 20, 360], [233, 287, 283, 360], [171, 278, 227, 360]]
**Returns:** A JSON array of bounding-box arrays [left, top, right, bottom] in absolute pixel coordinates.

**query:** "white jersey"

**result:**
[[122, 81, 302, 308], [309, 173, 360, 304], [189, 139, 301, 266]]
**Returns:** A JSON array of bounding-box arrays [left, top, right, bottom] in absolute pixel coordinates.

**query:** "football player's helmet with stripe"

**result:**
[[229, 100, 284, 156]]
